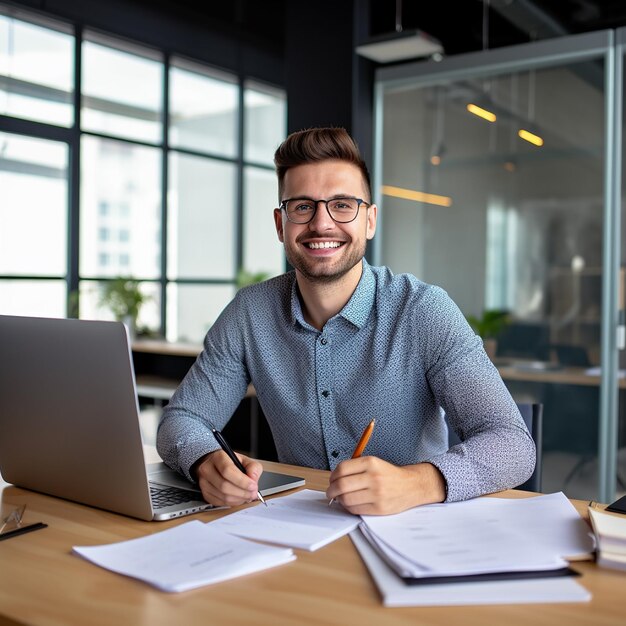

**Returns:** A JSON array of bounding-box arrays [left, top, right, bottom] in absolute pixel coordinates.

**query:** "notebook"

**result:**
[[0, 315, 305, 521]]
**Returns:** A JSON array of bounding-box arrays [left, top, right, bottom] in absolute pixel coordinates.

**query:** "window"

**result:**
[[80, 135, 162, 279], [166, 283, 236, 343], [244, 81, 286, 165], [0, 131, 68, 316], [0, 6, 286, 343], [243, 83, 286, 277], [167, 153, 237, 280], [81, 37, 162, 143], [169, 60, 238, 157], [0, 11, 74, 127], [243, 166, 284, 276]]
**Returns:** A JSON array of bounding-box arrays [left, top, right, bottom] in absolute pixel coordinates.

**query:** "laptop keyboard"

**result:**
[[149, 484, 202, 508]]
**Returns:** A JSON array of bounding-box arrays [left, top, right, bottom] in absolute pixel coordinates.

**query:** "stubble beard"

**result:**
[[285, 238, 367, 285]]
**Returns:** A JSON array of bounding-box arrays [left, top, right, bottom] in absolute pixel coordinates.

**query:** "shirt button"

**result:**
[[331, 450, 339, 458], [322, 390, 330, 398], [320, 337, 328, 345]]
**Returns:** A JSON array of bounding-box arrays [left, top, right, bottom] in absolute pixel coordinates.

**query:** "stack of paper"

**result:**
[[73, 520, 295, 592], [589, 506, 626, 571], [359, 492, 592, 580], [209, 489, 359, 551], [350, 530, 591, 607], [353, 492, 594, 606]]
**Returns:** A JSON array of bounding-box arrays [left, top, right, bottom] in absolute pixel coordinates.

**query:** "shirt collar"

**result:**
[[289, 259, 375, 330], [340, 259, 375, 329]]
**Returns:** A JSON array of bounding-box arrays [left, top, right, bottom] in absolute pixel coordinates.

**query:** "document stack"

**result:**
[[351, 492, 595, 606], [588, 506, 626, 571]]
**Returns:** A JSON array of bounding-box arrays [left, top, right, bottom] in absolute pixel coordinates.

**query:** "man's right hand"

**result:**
[[193, 450, 264, 507]]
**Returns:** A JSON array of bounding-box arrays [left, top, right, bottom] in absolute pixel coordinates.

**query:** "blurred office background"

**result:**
[[2, 0, 626, 503]]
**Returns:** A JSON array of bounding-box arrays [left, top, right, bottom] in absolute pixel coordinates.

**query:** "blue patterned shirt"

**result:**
[[157, 260, 535, 502]]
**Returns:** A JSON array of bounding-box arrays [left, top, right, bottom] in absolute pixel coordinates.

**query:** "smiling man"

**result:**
[[157, 127, 535, 516]]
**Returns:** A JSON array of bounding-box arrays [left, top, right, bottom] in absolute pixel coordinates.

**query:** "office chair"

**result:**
[[446, 403, 543, 492]]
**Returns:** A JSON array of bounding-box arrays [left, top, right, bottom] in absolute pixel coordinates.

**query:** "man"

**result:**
[[157, 127, 535, 516]]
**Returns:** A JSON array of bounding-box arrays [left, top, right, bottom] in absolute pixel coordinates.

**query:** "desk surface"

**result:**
[[2, 463, 624, 626]]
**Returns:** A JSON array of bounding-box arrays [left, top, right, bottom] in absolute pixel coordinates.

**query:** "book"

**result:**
[[588, 505, 626, 572]]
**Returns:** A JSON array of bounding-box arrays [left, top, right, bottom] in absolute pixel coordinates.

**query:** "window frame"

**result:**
[[0, 7, 286, 339]]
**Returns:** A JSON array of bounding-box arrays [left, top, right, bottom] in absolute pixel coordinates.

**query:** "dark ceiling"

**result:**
[[127, 0, 626, 60], [370, 0, 626, 56]]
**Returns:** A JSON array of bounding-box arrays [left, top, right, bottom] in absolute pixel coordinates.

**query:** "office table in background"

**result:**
[[496, 361, 626, 389], [132, 340, 264, 457], [1, 460, 626, 626]]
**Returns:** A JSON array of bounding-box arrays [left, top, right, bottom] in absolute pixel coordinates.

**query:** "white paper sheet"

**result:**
[[73, 520, 295, 592], [360, 492, 594, 578], [350, 530, 591, 607], [209, 489, 359, 551]]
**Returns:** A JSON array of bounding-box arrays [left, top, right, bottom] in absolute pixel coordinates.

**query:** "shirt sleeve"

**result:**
[[156, 292, 250, 482], [417, 286, 536, 502]]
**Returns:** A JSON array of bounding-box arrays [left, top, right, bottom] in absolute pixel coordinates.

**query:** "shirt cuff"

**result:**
[[427, 452, 478, 503]]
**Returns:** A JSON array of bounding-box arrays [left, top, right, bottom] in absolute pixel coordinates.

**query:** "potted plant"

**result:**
[[466, 309, 510, 359], [236, 269, 270, 290], [99, 278, 149, 339]]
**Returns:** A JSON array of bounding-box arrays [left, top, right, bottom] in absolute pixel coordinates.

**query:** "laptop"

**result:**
[[0, 315, 305, 521]]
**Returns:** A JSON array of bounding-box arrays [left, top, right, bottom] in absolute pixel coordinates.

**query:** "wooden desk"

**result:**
[[1, 463, 625, 626]]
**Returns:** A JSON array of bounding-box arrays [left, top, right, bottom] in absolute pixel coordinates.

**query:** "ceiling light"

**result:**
[[356, 29, 443, 63], [466, 103, 497, 122], [518, 129, 544, 146], [382, 185, 452, 207]]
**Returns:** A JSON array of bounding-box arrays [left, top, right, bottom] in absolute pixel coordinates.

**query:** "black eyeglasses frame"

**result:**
[[278, 196, 370, 224]]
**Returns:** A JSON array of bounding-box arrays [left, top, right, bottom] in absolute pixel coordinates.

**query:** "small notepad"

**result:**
[[73, 520, 295, 592]]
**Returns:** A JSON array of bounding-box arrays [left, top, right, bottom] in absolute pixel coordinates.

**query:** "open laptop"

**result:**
[[0, 315, 305, 521]]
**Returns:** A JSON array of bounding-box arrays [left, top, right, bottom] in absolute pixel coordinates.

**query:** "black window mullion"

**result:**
[[67, 23, 82, 316], [160, 54, 170, 338], [235, 76, 245, 275]]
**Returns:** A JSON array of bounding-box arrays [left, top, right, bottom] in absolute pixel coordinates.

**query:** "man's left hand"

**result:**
[[326, 456, 446, 515]]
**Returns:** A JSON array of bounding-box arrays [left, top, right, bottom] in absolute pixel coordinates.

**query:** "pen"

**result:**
[[212, 429, 267, 507], [329, 418, 376, 506], [0, 522, 48, 542]]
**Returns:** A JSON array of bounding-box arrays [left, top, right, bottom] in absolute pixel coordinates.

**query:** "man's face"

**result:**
[[273, 159, 377, 284]]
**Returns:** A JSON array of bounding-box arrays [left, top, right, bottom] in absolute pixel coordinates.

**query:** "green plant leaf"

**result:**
[[236, 269, 270, 290], [466, 309, 510, 339], [99, 278, 150, 322]]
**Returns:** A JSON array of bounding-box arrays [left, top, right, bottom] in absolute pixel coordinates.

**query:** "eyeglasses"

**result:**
[[279, 196, 370, 224], [0, 504, 25, 534]]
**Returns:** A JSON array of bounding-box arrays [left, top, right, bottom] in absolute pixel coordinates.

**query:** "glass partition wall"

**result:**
[[374, 31, 624, 502]]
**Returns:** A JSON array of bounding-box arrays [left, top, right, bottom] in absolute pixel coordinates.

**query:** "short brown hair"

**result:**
[[274, 127, 371, 201]]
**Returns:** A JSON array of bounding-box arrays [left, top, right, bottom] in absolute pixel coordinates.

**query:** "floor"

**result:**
[[544, 450, 626, 502]]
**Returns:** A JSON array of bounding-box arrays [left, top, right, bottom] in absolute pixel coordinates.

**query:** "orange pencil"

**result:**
[[329, 419, 376, 506], [351, 418, 376, 459]]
